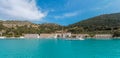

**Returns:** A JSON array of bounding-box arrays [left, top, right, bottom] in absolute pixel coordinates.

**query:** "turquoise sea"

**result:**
[[0, 38, 120, 58]]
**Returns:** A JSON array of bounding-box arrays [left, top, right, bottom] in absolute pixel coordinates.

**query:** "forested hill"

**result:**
[[67, 13, 120, 34]]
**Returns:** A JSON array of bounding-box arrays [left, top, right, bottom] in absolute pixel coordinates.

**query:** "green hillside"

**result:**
[[68, 13, 120, 34]]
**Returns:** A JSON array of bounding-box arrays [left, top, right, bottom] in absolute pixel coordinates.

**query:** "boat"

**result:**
[[20, 36, 24, 38], [78, 37, 85, 40], [0, 37, 6, 39], [54, 34, 58, 39]]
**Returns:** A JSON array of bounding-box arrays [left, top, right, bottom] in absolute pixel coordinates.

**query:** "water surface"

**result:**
[[0, 38, 120, 58]]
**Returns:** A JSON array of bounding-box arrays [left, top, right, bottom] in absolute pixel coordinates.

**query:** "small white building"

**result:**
[[24, 34, 39, 38], [93, 34, 113, 38]]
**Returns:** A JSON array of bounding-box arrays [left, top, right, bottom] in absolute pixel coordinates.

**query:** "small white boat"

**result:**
[[0, 37, 6, 39], [78, 37, 85, 40], [20, 36, 24, 38], [54, 34, 57, 39], [54, 36, 57, 39]]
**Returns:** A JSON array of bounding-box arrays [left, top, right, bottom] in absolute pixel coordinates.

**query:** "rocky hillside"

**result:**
[[0, 21, 63, 37]]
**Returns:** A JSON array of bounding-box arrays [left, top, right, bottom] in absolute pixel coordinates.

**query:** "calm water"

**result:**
[[0, 38, 120, 58]]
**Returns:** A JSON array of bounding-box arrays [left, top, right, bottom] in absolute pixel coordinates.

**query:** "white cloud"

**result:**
[[54, 11, 79, 19], [0, 0, 46, 21]]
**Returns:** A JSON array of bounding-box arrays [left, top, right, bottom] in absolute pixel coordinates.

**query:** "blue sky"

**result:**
[[0, 0, 120, 25]]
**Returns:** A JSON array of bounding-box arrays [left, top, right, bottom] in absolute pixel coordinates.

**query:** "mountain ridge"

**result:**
[[69, 13, 120, 28]]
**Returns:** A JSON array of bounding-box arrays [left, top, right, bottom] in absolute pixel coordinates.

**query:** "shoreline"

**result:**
[[0, 37, 120, 40]]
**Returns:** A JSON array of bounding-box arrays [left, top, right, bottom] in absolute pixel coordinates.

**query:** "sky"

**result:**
[[0, 0, 120, 25]]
